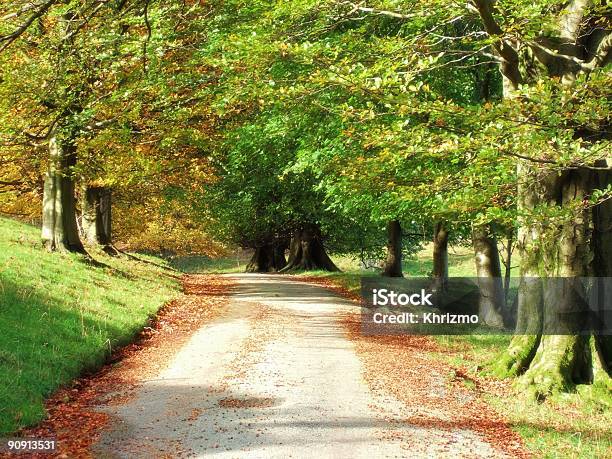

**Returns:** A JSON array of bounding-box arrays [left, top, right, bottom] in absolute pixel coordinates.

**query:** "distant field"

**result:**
[[168, 243, 497, 279]]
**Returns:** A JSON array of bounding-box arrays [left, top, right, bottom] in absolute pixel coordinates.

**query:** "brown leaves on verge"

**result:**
[[3, 275, 232, 459], [343, 315, 528, 457]]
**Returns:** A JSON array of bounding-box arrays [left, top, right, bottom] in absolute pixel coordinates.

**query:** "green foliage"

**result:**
[[0, 0, 610, 450]]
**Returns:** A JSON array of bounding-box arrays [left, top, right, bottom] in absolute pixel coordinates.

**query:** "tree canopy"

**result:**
[[1, 0, 610, 396]]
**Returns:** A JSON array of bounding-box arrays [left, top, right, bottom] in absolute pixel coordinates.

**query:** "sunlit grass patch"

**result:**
[[434, 333, 611, 458], [0, 217, 179, 434]]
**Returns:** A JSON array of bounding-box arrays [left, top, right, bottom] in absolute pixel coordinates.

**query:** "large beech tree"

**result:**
[[464, 0, 611, 395]]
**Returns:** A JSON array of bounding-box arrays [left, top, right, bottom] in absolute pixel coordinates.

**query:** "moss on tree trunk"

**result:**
[[517, 335, 592, 398], [592, 163, 612, 380], [500, 167, 611, 397]]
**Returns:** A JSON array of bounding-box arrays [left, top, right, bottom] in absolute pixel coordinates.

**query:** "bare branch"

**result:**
[[502, 151, 612, 171], [62, 1, 108, 42], [1, 2, 44, 21], [529, 31, 611, 77]]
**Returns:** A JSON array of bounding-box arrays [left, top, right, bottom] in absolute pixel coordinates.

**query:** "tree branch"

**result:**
[[503, 151, 612, 171], [0, 0, 57, 53], [469, 0, 522, 89]]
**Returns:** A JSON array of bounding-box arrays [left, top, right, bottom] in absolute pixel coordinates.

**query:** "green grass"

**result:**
[[293, 245, 488, 296], [435, 334, 611, 458], [167, 255, 246, 274], [0, 217, 180, 434]]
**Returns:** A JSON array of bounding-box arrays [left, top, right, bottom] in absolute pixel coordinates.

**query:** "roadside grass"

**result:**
[[168, 255, 246, 274], [436, 334, 611, 458], [295, 245, 484, 296], [0, 217, 180, 434]]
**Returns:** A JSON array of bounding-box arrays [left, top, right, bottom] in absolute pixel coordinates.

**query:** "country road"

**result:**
[[91, 274, 510, 458]]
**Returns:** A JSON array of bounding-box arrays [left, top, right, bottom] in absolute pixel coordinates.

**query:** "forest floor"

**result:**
[[10, 273, 528, 458]]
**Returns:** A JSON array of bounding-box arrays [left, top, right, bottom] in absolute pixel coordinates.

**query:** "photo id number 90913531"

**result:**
[[1, 438, 57, 453]]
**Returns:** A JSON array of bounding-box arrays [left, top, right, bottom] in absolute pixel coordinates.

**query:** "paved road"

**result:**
[[93, 274, 502, 458]]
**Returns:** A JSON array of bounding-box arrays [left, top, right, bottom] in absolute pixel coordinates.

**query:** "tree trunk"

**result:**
[[503, 233, 513, 307], [273, 241, 288, 270], [279, 226, 340, 272], [82, 186, 114, 253], [517, 168, 595, 397], [246, 245, 274, 273], [432, 222, 448, 292], [492, 161, 548, 377], [382, 219, 403, 277], [472, 225, 505, 327], [592, 162, 612, 379], [41, 136, 85, 253], [245, 241, 287, 273]]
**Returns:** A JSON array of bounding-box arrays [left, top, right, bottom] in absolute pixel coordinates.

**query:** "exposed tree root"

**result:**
[[490, 334, 540, 378]]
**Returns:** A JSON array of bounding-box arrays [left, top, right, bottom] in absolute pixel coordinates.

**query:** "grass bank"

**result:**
[[0, 217, 180, 434], [436, 334, 611, 458]]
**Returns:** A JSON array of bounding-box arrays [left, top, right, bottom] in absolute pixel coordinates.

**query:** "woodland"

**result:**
[[0, 0, 611, 408]]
